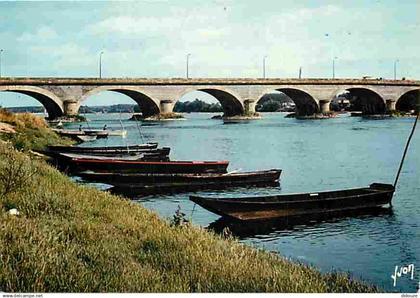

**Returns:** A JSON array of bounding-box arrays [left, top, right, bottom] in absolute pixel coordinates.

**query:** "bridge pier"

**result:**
[[244, 99, 257, 115], [63, 100, 79, 116], [319, 100, 331, 114], [386, 99, 397, 112], [159, 100, 174, 114]]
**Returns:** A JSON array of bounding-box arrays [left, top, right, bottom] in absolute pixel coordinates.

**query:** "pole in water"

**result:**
[[119, 109, 130, 153], [135, 117, 145, 144], [83, 107, 91, 130], [393, 104, 419, 189]]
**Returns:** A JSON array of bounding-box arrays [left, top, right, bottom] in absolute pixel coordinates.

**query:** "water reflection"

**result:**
[[208, 208, 394, 239]]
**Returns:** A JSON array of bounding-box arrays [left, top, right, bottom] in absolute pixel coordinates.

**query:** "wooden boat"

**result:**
[[47, 143, 159, 155], [190, 111, 419, 221], [75, 135, 97, 142], [44, 145, 167, 158], [52, 128, 108, 141], [190, 183, 395, 221], [84, 129, 127, 137], [78, 169, 281, 194], [83, 129, 109, 138], [57, 152, 157, 161], [45, 149, 170, 169], [62, 158, 229, 174]]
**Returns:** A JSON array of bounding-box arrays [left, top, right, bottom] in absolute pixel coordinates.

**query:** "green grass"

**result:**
[[0, 108, 73, 151], [0, 112, 379, 293]]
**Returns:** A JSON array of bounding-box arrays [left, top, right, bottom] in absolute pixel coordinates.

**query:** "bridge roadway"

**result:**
[[1, 77, 419, 119]]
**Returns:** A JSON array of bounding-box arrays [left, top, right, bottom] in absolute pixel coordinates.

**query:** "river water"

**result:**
[[67, 112, 419, 292]]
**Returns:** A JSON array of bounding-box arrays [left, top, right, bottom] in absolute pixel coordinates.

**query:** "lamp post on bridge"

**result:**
[[332, 56, 338, 79], [263, 55, 268, 79], [99, 51, 104, 79], [0, 49, 3, 78], [186, 53, 191, 79], [393, 59, 399, 80]]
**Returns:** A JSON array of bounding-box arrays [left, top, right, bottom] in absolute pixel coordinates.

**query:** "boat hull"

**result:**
[[190, 183, 395, 221], [47, 143, 158, 154], [68, 159, 229, 174], [79, 169, 281, 195], [43, 146, 170, 158]]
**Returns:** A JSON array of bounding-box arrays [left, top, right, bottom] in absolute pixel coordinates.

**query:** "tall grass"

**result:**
[[0, 109, 72, 151]]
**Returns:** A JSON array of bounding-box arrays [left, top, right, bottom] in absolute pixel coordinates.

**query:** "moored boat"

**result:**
[[83, 129, 109, 138], [52, 128, 108, 141], [75, 135, 97, 142], [48, 143, 158, 151], [44, 149, 170, 171], [84, 129, 127, 137], [47, 143, 159, 155], [190, 183, 395, 221], [65, 158, 229, 174], [79, 169, 281, 194]]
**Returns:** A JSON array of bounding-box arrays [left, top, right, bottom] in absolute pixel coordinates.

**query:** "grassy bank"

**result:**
[[0, 113, 377, 292], [0, 108, 72, 151]]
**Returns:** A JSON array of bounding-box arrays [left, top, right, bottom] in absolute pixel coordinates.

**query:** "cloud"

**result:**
[[3, 1, 419, 81], [17, 26, 58, 42], [87, 15, 179, 36]]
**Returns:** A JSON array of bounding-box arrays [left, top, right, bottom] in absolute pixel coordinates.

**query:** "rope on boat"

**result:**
[[393, 107, 419, 189]]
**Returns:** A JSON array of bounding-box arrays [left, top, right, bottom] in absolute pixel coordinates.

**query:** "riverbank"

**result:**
[[0, 112, 378, 293]]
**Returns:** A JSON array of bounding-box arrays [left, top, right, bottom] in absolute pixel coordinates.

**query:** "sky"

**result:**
[[0, 0, 419, 106]]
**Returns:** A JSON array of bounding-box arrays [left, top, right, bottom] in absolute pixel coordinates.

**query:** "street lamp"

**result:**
[[393, 59, 399, 80], [99, 51, 104, 79], [0, 49, 3, 78], [263, 55, 268, 78], [186, 53, 191, 79], [332, 56, 338, 79]]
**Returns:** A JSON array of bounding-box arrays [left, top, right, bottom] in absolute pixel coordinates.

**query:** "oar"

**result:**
[[393, 104, 419, 189]]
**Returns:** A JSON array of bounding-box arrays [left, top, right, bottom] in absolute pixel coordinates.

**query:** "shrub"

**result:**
[[0, 144, 38, 198]]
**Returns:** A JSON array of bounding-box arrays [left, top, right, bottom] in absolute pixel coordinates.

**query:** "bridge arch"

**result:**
[[336, 87, 385, 115], [176, 88, 244, 117], [0, 86, 64, 119], [81, 86, 160, 118], [396, 89, 420, 113], [257, 88, 319, 116]]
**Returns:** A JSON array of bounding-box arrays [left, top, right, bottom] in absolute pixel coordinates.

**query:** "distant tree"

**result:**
[[256, 93, 294, 112], [257, 100, 282, 112], [174, 99, 222, 113]]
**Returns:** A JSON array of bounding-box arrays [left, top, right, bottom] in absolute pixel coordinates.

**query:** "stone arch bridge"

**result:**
[[1, 77, 419, 119]]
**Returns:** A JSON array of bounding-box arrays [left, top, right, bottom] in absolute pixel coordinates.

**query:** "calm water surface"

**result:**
[[68, 112, 420, 292]]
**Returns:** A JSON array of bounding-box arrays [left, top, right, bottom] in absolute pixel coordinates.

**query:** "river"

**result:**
[[66, 112, 420, 292]]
